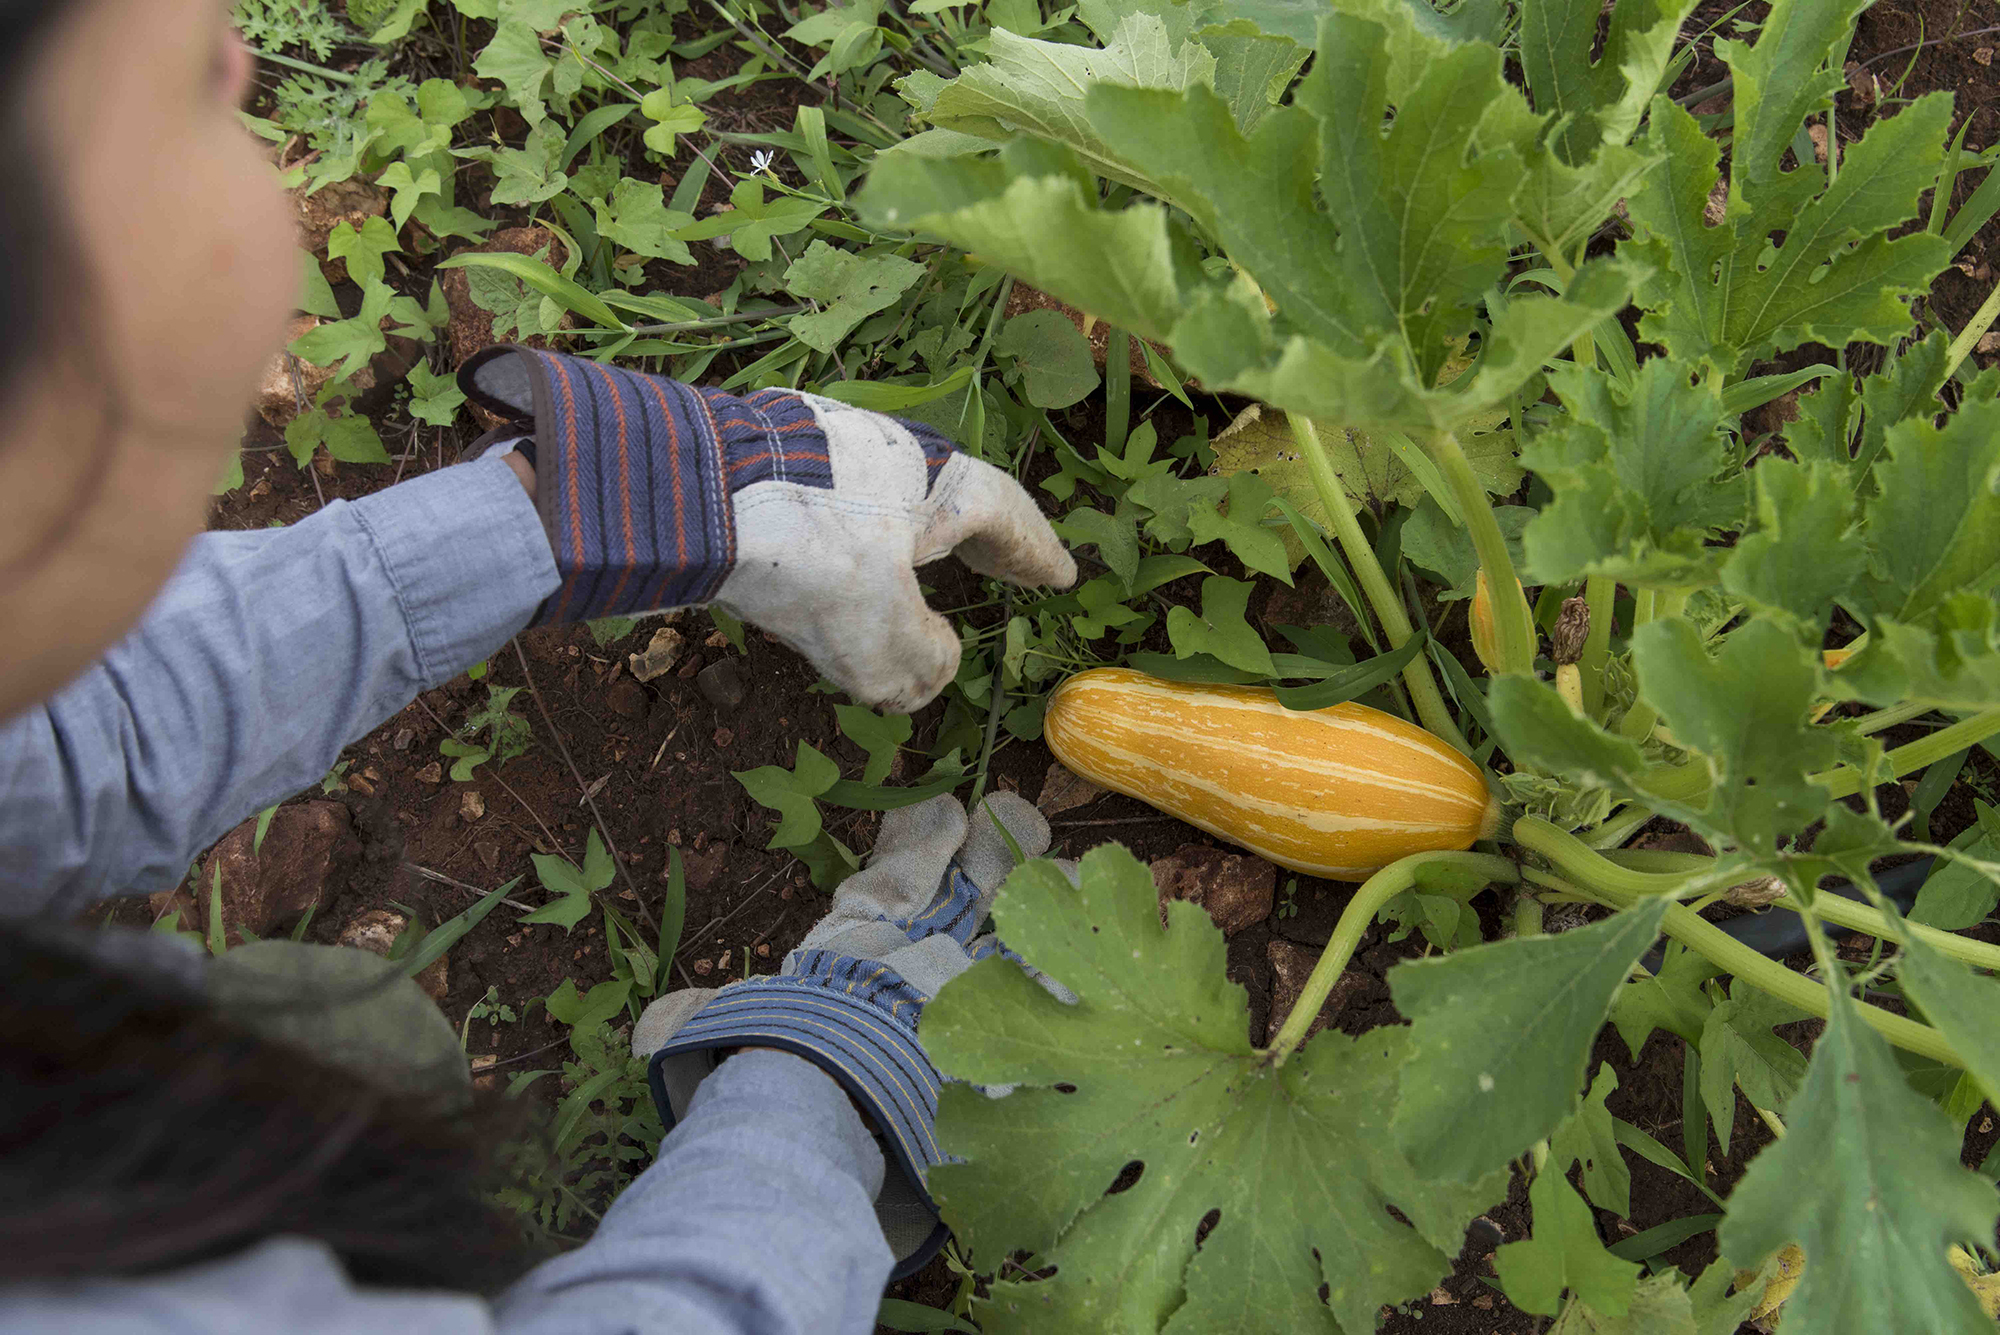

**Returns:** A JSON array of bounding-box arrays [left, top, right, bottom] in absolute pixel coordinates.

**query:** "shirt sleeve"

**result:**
[[0, 454, 560, 919], [495, 1050, 895, 1335]]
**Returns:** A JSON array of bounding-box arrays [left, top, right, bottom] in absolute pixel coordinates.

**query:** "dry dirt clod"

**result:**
[[1978, 331, 2000, 356], [337, 908, 448, 1002], [1265, 939, 1366, 1043], [197, 802, 362, 943], [415, 762, 443, 785], [693, 958, 713, 976], [1037, 760, 1106, 819], [606, 678, 650, 720], [1151, 844, 1274, 936], [392, 728, 416, 752], [292, 175, 388, 276], [713, 727, 735, 748], [475, 841, 502, 872], [697, 657, 748, 710], [460, 790, 486, 821], [629, 627, 686, 683], [255, 319, 335, 427], [440, 226, 573, 378]]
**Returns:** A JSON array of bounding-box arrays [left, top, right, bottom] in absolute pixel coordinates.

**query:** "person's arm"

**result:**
[[496, 1050, 894, 1335], [0, 454, 558, 918]]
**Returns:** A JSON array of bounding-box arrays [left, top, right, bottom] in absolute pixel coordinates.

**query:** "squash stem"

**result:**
[[1580, 577, 1614, 718], [1520, 863, 1960, 1065], [1810, 707, 2000, 800], [1266, 851, 1519, 1065], [1423, 428, 1535, 678], [1516, 817, 2000, 975], [1285, 413, 1469, 752]]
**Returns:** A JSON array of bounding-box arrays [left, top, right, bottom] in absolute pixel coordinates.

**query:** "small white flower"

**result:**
[[750, 149, 776, 174]]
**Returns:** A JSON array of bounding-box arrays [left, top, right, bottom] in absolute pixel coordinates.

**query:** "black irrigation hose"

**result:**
[[1638, 857, 1935, 976]]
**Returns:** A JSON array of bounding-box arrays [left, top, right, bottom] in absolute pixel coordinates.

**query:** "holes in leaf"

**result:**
[[1187, 1129, 1199, 1146], [1054, 1082, 1078, 1094], [1194, 1208, 1221, 1251], [1107, 1160, 1144, 1194]]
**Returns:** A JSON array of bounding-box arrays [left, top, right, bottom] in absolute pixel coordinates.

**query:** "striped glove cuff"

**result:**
[[458, 345, 958, 626]]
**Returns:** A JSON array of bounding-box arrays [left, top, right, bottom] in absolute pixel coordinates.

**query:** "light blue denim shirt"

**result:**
[[0, 455, 893, 1334]]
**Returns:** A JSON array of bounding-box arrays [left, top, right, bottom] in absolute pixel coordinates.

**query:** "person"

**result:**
[[0, 1, 1078, 1331]]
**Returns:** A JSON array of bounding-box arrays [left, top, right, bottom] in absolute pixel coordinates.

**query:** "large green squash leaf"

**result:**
[[1624, 0, 1954, 375], [1720, 967, 1998, 1334], [924, 847, 1507, 1334]]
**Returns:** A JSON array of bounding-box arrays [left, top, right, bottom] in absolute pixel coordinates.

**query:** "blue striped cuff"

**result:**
[[646, 975, 943, 1172]]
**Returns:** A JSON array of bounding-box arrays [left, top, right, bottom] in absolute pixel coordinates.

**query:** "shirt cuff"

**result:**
[[347, 455, 561, 688]]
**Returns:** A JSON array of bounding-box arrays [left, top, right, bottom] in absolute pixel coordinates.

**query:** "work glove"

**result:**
[[630, 792, 1070, 1279], [458, 346, 1076, 713]]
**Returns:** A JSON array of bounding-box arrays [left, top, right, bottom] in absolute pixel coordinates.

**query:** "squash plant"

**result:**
[[860, 0, 2000, 1329]]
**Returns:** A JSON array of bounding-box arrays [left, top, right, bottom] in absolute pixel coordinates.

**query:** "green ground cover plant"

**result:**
[[234, 0, 2000, 1327]]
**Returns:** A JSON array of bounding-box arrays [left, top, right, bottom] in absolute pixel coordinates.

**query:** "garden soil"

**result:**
[[87, 0, 2000, 1328]]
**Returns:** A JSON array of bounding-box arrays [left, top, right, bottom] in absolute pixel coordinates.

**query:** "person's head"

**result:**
[[0, 926, 538, 1289], [0, 0, 296, 720], [0, 5, 536, 1291]]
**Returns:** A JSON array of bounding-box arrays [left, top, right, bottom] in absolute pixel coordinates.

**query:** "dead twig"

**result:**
[[407, 862, 541, 914]]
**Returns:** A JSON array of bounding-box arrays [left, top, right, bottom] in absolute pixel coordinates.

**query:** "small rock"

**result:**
[[693, 958, 713, 976], [337, 908, 448, 1002], [1979, 331, 2000, 356], [681, 842, 729, 892], [1978, 46, 1995, 66], [713, 727, 735, 748], [705, 631, 731, 650], [471, 1054, 500, 1092], [1037, 761, 1106, 818], [607, 678, 649, 721], [628, 627, 686, 683], [1265, 939, 1366, 1043], [392, 728, 416, 752], [460, 790, 486, 821], [697, 657, 747, 710], [755, 942, 771, 957], [475, 841, 502, 872], [1806, 122, 1830, 164], [197, 801, 361, 942], [415, 762, 443, 785], [1152, 845, 1274, 936]]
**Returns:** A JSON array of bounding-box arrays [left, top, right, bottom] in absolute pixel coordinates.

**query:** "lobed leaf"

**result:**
[[926, 848, 1507, 1334]]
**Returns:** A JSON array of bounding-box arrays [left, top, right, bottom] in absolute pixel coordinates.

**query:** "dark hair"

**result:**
[[0, 0, 70, 395], [0, 927, 540, 1291]]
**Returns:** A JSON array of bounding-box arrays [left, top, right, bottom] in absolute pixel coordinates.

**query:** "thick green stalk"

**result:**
[[1527, 819, 2000, 975], [1580, 576, 1615, 717], [1267, 851, 1520, 1063], [1424, 428, 1535, 677], [1583, 803, 1656, 850], [1812, 707, 2000, 800], [1523, 864, 1960, 1066], [1945, 280, 2000, 380], [1287, 414, 1468, 751], [1852, 699, 1936, 735]]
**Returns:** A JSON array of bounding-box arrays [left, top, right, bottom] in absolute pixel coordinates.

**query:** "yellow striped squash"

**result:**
[[1044, 667, 1502, 880]]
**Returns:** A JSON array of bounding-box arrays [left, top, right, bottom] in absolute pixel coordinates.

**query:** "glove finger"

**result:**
[[957, 792, 1053, 904], [814, 558, 962, 714], [923, 454, 1078, 591], [803, 796, 968, 946]]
